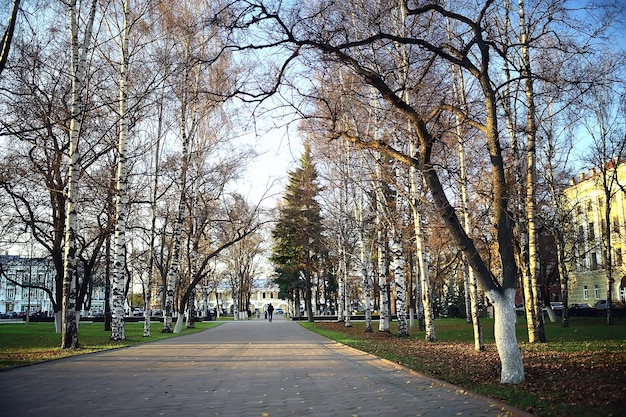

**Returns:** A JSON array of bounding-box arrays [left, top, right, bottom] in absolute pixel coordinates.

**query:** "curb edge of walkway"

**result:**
[[298, 323, 536, 417]]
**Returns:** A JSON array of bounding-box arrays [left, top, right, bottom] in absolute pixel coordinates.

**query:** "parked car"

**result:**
[[549, 302, 563, 311], [594, 300, 624, 310], [276, 308, 284, 314], [27, 311, 46, 319], [569, 303, 592, 309], [0, 311, 18, 319]]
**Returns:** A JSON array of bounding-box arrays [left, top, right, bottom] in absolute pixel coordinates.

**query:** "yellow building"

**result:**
[[564, 160, 626, 306]]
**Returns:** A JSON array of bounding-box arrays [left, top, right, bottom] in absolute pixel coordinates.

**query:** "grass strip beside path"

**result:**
[[300, 317, 626, 417], [0, 321, 220, 369]]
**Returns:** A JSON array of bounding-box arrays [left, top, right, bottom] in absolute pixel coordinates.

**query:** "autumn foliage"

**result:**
[[308, 320, 625, 417]]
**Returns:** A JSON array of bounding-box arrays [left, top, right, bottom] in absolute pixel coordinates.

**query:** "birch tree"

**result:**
[[519, 0, 547, 340], [355, 156, 373, 332], [0, 0, 20, 76], [159, 0, 205, 333], [340, 141, 352, 327], [375, 155, 390, 332], [409, 171, 436, 341], [143, 93, 164, 337], [450, 67, 483, 350], [161, 56, 192, 333], [109, 0, 131, 342], [61, 0, 98, 349]]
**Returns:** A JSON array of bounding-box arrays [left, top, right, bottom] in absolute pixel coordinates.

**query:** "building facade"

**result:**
[[0, 255, 56, 315], [1, 254, 290, 319], [564, 161, 626, 306], [205, 286, 288, 317]]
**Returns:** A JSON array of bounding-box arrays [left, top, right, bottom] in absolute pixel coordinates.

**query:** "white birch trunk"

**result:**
[[414, 262, 424, 331], [520, 0, 545, 341], [463, 271, 471, 322], [343, 249, 351, 327], [488, 288, 525, 384], [499, 0, 537, 343], [413, 204, 436, 342], [391, 236, 408, 336], [174, 312, 184, 333], [54, 311, 62, 334], [340, 139, 351, 327], [408, 147, 435, 341], [163, 136, 187, 333], [375, 156, 389, 332], [144, 108, 161, 337], [61, 0, 97, 349], [111, 0, 130, 342], [467, 266, 483, 350], [337, 260, 344, 322], [144, 82, 167, 336], [359, 184, 373, 332], [377, 233, 389, 332], [163, 45, 194, 332], [183, 178, 200, 331], [450, 65, 483, 351]]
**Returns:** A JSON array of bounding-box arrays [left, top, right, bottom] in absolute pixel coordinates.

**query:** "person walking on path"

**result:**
[[267, 303, 274, 321]]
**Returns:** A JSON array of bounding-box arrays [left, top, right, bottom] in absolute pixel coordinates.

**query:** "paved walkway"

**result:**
[[0, 317, 533, 417]]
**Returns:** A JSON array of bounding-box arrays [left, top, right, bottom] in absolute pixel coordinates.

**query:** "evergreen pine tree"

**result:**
[[270, 143, 325, 321]]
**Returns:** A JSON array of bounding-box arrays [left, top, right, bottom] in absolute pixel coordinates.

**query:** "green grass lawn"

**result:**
[[1, 316, 624, 417], [300, 317, 626, 417], [0, 320, 221, 369]]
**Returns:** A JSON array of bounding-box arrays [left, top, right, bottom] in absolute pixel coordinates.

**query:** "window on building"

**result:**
[[588, 222, 595, 240], [616, 248, 623, 266], [594, 284, 600, 299], [591, 252, 598, 270], [262, 292, 266, 299], [583, 285, 588, 300], [271, 292, 274, 299], [7, 286, 15, 300]]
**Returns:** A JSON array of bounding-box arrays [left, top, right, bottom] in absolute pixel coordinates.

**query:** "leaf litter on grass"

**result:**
[[314, 322, 626, 417]]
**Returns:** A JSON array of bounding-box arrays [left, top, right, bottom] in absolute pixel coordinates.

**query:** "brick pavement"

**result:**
[[0, 316, 534, 417]]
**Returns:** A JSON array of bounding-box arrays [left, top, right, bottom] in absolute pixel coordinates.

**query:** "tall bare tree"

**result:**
[[581, 62, 626, 325], [220, 0, 528, 383], [110, 0, 131, 342], [0, 0, 20, 75], [62, 0, 98, 349]]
